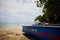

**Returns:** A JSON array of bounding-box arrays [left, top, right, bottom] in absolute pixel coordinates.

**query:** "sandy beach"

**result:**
[[0, 27, 30, 40]]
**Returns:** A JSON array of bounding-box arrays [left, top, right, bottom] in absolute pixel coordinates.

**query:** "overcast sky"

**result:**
[[0, 0, 42, 23]]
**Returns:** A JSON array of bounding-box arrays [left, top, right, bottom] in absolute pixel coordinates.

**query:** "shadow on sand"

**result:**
[[23, 33, 41, 40]]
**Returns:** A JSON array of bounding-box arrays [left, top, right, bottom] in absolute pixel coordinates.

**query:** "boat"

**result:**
[[22, 23, 60, 40]]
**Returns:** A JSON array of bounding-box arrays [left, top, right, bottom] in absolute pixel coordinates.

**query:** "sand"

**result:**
[[0, 27, 30, 40]]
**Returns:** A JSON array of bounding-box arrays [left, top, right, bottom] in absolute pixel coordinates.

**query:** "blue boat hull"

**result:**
[[22, 26, 60, 40]]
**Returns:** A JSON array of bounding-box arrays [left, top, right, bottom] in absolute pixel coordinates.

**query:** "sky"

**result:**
[[0, 0, 42, 23]]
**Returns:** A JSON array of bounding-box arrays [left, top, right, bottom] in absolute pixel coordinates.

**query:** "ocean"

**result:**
[[0, 22, 32, 29]]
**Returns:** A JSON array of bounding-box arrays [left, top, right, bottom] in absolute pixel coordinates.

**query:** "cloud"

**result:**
[[0, 0, 42, 23]]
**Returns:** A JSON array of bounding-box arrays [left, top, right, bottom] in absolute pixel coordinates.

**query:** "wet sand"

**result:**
[[0, 27, 30, 40]]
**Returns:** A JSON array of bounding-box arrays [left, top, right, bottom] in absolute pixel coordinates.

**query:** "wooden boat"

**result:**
[[22, 24, 60, 40]]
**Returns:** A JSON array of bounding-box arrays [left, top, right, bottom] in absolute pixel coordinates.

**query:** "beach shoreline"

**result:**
[[0, 27, 29, 40]]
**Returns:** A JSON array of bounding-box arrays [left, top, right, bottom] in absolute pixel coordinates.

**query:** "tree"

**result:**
[[35, 15, 43, 22], [35, 14, 49, 23], [35, 0, 60, 24]]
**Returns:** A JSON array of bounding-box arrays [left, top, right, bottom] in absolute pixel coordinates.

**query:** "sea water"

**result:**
[[0, 23, 19, 29], [0, 22, 32, 29]]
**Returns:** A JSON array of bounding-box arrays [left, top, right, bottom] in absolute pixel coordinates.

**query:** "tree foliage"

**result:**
[[35, 15, 44, 22], [35, 0, 60, 24]]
